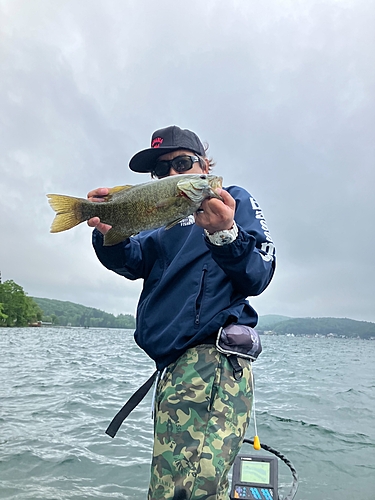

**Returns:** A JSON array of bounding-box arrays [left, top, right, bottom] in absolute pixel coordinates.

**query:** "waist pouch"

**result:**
[[216, 324, 262, 361], [106, 327, 262, 438]]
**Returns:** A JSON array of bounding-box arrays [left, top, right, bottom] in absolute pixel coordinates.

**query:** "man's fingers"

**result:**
[[87, 187, 109, 200], [216, 188, 236, 209], [87, 216, 112, 235], [87, 217, 101, 228]]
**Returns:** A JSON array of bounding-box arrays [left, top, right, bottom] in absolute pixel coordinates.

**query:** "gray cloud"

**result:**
[[1, 0, 374, 321]]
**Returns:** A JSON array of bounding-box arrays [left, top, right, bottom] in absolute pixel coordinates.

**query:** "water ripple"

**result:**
[[1, 329, 374, 499]]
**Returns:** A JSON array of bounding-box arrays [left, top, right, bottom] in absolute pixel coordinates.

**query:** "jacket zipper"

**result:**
[[195, 265, 208, 325]]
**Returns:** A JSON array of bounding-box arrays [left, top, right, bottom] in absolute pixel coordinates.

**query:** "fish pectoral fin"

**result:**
[[104, 185, 134, 201], [164, 217, 186, 230], [103, 228, 133, 246]]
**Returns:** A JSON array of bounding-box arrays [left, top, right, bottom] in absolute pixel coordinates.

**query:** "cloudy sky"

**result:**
[[1, 0, 374, 322]]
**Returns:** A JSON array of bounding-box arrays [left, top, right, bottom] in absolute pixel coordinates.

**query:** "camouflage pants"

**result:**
[[148, 345, 253, 500]]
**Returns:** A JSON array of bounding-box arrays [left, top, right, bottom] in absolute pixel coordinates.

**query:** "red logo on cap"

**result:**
[[151, 137, 163, 148]]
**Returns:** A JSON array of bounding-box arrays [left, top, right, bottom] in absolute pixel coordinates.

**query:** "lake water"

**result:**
[[0, 328, 374, 500]]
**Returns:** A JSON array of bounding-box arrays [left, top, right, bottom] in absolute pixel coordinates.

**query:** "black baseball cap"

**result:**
[[129, 125, 206, 173]]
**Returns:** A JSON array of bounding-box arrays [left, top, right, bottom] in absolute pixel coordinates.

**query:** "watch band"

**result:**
[[204, 221, 238, 246]]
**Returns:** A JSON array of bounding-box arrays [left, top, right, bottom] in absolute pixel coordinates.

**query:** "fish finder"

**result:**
[[230, 454, 278, 499]]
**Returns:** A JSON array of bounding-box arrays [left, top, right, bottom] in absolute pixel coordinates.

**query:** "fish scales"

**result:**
[[47, 174, 223, 246], [92, 182, 188, 232]]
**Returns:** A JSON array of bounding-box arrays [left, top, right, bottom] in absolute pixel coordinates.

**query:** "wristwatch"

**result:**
[[204, 221, 238, 246]]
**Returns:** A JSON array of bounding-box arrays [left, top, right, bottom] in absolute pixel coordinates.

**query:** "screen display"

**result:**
[[240, 460, 271, 485]]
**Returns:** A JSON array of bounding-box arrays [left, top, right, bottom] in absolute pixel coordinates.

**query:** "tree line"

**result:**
[[32, 297, 136, 329], [0, 279, 135, 329], [257, 315, 375, 339], [2, 279, 373, 336], [0, 280, 42, 327]]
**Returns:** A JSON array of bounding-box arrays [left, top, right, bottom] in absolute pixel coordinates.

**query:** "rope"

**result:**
[[242, 438, 299, 500]]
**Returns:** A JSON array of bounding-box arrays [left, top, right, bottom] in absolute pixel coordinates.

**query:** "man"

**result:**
[[87, 125, 276, 500]]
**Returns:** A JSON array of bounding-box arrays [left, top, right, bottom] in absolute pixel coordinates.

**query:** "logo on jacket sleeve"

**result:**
[[151, 137, 163, 148], [250, 196, 275, 262]]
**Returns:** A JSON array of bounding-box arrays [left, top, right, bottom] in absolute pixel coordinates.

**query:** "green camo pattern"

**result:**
[[148, 345, 253, 500]]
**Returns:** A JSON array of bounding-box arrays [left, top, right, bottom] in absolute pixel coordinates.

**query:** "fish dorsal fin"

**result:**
[[104, 185, 134, 201]]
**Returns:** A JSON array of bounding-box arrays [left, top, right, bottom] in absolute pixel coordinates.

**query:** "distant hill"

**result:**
[[256, 314, 291, 330], [32, 297, 135, 329], [258, 316, 375, 339], [31, 297, 374, 339]]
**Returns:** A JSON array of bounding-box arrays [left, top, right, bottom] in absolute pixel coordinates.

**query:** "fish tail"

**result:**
[[47, 194, 86, 233]]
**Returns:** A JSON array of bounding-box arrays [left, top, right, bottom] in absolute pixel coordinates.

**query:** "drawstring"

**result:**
[[151, 367, 167, 419]]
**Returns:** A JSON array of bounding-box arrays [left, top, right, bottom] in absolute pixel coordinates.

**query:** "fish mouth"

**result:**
[[206, 175, 223, 200], [209, 175, 223, 190]]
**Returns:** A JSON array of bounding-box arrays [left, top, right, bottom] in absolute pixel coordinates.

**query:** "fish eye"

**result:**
[[200, 174, 206, 179]]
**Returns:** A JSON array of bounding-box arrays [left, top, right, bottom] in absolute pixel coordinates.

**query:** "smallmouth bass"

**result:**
[[47, 174, 223, 246]]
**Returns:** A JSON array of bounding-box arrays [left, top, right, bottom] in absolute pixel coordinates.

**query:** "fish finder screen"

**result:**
[[240, 460, 271, 485]]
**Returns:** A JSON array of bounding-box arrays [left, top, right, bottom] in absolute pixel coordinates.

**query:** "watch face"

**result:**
[[205, 223, 238, 246]]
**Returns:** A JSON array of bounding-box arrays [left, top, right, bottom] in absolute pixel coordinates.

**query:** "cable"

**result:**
[[242, 438, 299, 500], [249, 361, 261, 450]]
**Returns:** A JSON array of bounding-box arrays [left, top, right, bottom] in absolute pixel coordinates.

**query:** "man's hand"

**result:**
[[194, 189, 236, 234], [87, 188, 112, 235]]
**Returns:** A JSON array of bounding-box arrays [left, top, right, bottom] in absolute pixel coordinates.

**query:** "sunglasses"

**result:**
[[152, 155, 202, 179]]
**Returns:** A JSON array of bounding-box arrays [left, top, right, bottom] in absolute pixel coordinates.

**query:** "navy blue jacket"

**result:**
[[92, 185, 276, 370]]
